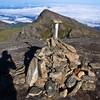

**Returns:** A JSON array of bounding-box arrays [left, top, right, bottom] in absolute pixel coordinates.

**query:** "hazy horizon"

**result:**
[[0, 0, 100, 27]]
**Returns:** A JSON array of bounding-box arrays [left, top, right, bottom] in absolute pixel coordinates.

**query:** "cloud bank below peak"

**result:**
[[49, 5, 100, 27], [0, 4, 100, 27]]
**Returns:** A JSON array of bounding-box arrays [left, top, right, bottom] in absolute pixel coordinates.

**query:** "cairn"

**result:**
[[26, 20, 96, 98]]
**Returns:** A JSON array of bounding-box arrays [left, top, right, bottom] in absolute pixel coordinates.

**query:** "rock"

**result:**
[[49, 72, 64, 84], [45, 79, 57, 97], [36, 47, 46, 59], [69, 81, 83, 96], [82, 82, 96, 91], [39, 60, 48, 79], [14, 74, 25, 85], [27, 86, 42, 97], [26, 58, 39, 87], [77, 71, 85, 79], [60, 89, 68, 97], [88, 70, 95, 77], [89, 63, 100, 69], [66, 52, 80, 65], [82, 75, 95, 82], [58, 39, 77, 53], [35, 78, 47, 88], [65, 75, 77, 88], [47, 38, 56, 47]]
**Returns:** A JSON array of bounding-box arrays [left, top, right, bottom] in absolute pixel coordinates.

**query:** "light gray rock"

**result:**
[[65, 75, 77, 88]]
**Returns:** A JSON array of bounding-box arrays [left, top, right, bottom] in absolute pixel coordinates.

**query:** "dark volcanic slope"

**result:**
[[20, 9, 100, 40]]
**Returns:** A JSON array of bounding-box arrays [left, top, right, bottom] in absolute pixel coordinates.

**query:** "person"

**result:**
[[0, 50, 17, 100]]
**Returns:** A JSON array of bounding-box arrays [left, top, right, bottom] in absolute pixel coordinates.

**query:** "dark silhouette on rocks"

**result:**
[[24, 45, 41, 76], [0, 50, 17, 100]]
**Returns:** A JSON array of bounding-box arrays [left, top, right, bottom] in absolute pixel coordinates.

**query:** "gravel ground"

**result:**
[[0, 37, 100, 100]]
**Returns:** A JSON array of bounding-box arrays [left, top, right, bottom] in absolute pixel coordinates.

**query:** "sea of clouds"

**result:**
[[0, 4, 100, 27]]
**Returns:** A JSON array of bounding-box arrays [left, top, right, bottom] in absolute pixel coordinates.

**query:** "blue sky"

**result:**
[[0, 0, 100, 7]]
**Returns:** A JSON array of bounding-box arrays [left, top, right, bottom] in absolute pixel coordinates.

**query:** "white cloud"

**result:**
[[0, 4, 100, 27], [49, 4, 100, 27], [0, 19, 16, 24], [15, 17, 32, 23], [0, 6, 47, 16]]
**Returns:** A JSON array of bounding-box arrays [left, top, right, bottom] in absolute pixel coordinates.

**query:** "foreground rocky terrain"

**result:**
[[0, 37, 100, 100]]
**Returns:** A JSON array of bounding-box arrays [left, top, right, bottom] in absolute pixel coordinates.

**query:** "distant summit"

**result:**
[[37, 9, 63, 21], [16, 9, 100, 40]]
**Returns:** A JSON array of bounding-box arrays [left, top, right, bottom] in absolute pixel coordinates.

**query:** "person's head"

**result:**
[[2, 50, 9, 59]]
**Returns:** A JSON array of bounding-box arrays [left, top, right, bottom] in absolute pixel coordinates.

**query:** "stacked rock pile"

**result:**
[[26, 37, 96, 98]]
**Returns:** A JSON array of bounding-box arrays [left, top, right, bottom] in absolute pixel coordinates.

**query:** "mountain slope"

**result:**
[[0, 21, 10, 31], [0, 21, 23, 42], [17, 9, 100, 39]]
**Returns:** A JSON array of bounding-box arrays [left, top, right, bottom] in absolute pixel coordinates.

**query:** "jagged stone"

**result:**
[[60, 89, 68, 97], [82, 82, 96, 91], [35, 78, 47, 88], [77, 71, 85, 79], [49, 72, 64, 84], [68, 81, 83, 96], [27, 86, 42, 97], [39, 60, 48, 79], [26, 37, 96, 98], [65, 75, 77, 88], [45, 79, 58, 97], [26, 57, 39, 87], [82, 75, 96, 82]]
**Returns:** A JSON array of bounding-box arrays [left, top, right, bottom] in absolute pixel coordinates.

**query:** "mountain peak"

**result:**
[[37, 9, 65, 22], [27, 10, 100, 39], [41, 9, 51, 14]]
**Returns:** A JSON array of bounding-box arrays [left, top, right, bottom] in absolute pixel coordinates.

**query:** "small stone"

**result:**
[[65, 75, 77, 88], [45, 79, 57, 97], [35, 78, 47, 88], [88, 71, 95, 77], [82, 75, 95, 82], [19, 78, 25, 84], [28, 86, 42, 97], [82, 82, 96, 91], [50, 72, 64, 84], [60, 89, 68, 97], [69, 81, 83, 96], [77, 71, 85, 79]]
